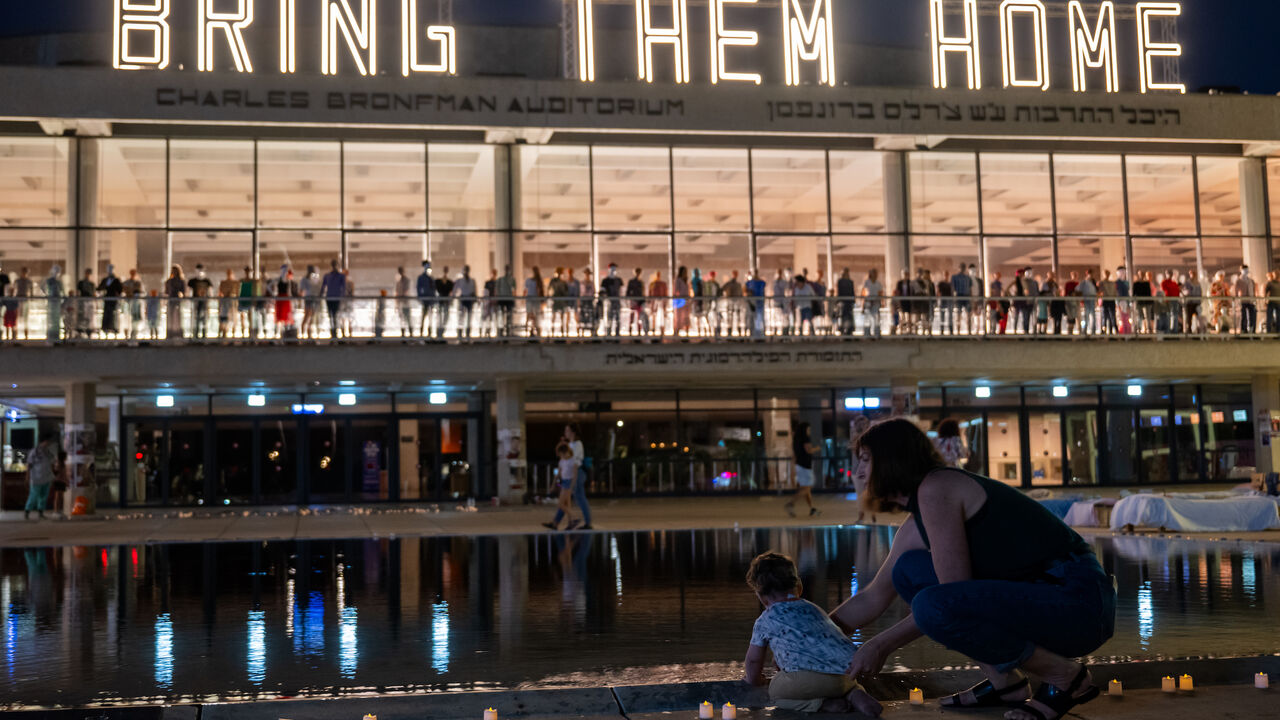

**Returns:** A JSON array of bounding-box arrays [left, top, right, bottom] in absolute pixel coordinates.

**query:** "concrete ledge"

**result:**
[[200, 688, 620, 720]]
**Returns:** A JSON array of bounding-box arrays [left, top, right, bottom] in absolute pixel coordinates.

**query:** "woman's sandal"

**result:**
[[939, 676, 1031, 708], [1007, 665, 1100, 720]]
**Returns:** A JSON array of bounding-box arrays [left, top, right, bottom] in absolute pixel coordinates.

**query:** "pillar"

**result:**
[[63, 382, 97, 514], [495, 378, 527, 504], [495, 145, 518, 285], [74, 140, 98, 282], [1100, 237, 1126, 276], [793, 237, 821, 282], [398, 419, 420, 500], [763, 397, 793, 489], [1252, 374, 1280, 477], [890, 377, 919, 421], [1239, 158, 1271, 274], [882, 153, 910, 284]]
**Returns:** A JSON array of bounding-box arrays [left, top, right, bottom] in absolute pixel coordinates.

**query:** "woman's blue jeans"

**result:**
[[892, 549, 1115, 673]]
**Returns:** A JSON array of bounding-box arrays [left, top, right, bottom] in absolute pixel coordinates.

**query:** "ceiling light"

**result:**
[[338, 393, 357, 406], [975, 386, 992, 399], [429, 392, 447, 405], [1127, 384, 1142, 397], [156, 395, 175, 408], [248, 394, 266, 407], [1052, 385, 1069, 398]]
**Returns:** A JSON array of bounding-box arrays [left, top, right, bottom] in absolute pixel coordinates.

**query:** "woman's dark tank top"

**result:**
[[906, 469, 1092, 582]]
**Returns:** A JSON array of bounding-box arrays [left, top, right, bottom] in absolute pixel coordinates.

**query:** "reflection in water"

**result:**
[[1, 529, 1278, 708], [154, 613, 174, 690], [247, 610, 266, 686]]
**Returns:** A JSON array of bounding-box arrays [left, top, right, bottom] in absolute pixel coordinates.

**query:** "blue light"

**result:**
[[1243, 550, 1257, 605], [339, 607, 359, 679], [1233, 409, 1249, 422], [155, 613, 174, 689], [431, 601, 450, 673], [294, 592, 325, 656], [291, 403, 325, 415], [864, 397, 881, 409], [247, 610, 266, 686], [1137, 581, 1153, 649], [844, 397, 864, 410]]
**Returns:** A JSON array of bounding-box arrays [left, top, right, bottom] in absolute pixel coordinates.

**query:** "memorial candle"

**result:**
[[1161, 676, 1176, 693]]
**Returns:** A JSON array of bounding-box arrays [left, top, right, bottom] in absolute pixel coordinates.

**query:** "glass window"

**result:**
[[516, 232, 591, 291], [909, 152, 978, 235], [1202, 237, 1244, 279], [428, 232, 496, 287], [672, 148, 750, 232], [517, 145, 590, 231], [983, 237, 1053, 289], [0, 137, 71, 227], [1126, 155, 1196, 236], [1138, 409, 1172, 483], [168, 421, 207, 505], [911, 235, 979, 279], [0, 229, 73, 296], [592, 146, 672, 232], [1103, 408, 1137, 484], [1027, 411, 1063, 486], [980, 153, 1053, 235], [676, 233, 750, 282], [346, 232, 427, 296], [258, 230, 342, 280], [1063, 410, 1099, 485], [986, 411, 1022, 486], [755, 235, 827, 284], [210, 393, 303, 415], [1132, 238, 1199, 285], [1056, 236, 1109, 279], [831, 235, 887, 282], [597, 233, 671, 289], [168, 232, 254, 294], [1196, 156, 1244, 238], [829, 151, 887, 233], [85, 138, 167, 227], [260, 419, 299, 503], [169, 140, 254, 229], [752, 149, 828, 232], [308, 417, 348, 502], [1269, 158, 1280, 239], [429, 143, 497, 229], [257, 141, 341, 229], [1054, 154, 1124, 235], [214, 420, 255, 504], [344, 142, 426, 230]]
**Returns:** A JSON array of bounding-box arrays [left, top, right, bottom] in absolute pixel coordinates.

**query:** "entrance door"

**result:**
[[1063, 410, 1099, 486]]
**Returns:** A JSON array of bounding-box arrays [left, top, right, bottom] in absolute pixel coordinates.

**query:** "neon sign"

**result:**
[[112, 0, 1188, 94]]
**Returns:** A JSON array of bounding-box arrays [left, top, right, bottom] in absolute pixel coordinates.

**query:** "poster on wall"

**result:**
[[63, 424, 96, 487], [362, 441, 381, 493]]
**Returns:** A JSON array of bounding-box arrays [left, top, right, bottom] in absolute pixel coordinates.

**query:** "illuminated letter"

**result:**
[[999, 1, 1048, 90], [577, 0, 596, 82], [782, 0, 836, 87], [1136, 2, 1185, 93], [402, 1, 456, 75], [929, 0, 980, 89], [710, 0, 761, 85], [635, 0, 690, 83], [113, 0, 170, 70], [1068, 1, 1117, 92], [280, 0, 296, 73], [323, 0, 377, 76], [198, 0, 254, 73]]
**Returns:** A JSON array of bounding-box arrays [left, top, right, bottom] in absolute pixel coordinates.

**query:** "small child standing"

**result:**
[[744, 552, 882, 716]]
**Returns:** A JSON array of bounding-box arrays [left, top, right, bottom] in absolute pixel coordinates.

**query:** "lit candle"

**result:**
[[1257, 673, 1271, 689], [364, 715, 377, 720], [1108, 679, 1123, 697], [484, 708, 498, 720], [722, 702, 736, 720], [909, 688, 924, 705], [1178, 675, 1194, 692], [1161, 676, 1176, 693], [699, 702, 713, 719]]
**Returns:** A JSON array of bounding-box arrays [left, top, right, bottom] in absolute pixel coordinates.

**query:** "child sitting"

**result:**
[[744, 552, 882, 716]]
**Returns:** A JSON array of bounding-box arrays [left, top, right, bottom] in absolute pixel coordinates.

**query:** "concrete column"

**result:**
[[398, 419, 420, 500], [1239, 158, 1271, 274], [882, 153, 911, 283], [495, 378, 527, 504], [495, 145, 518, 285], [1252, 374, 1280, 477], [763, 397, 793, 489], [890, 376, 919, 421], [75, 140, 99, 281], [793, 237, 821, 281], [63, 382, 96, 514], [1100, 237, 1126, 276]]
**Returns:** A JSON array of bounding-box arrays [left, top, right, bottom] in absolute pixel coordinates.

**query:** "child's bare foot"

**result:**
[[818, 697, 852, 713], [847, 688, 883, 717]]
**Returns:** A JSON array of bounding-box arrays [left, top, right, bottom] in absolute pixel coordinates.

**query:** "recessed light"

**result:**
[[156, 395, 175, 408], [975, 386, 992, 399]]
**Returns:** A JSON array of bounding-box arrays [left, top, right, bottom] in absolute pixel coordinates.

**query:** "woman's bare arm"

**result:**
[[829, 519, 925, 632]]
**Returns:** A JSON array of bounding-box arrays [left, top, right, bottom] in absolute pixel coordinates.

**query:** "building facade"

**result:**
[[1, 1, 1278, 508]]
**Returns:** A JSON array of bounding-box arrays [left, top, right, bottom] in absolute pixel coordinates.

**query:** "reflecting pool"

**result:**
[[1, 528, 1277, 708]]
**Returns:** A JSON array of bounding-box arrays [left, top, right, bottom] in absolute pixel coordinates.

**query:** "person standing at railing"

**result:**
[[453, 265, 477, 339], [580, 267, 598, 337], [986, 272, 1005, 335], [374, 289, 387, 338], [481, 268, 498, 338], [772, 268, 793, 336], [1078, 270, 1097, 335], [1097, 270, 1117, 335], [690, 267, 705, 334], [1209, 271, 1231, 334], [1161, 270, 1182, 334], [600, 263, 623, 337], [648, 270, 668, 337], [891, 269, 911, 336], [74, 269, 96, 339], [497, 265, 517, 337], [549, 267, 570, 336], [811, 269, 829, 336], [1182, 270, 1203, 335], [188, 264, 214, 340], [722, 269, 744, 336], [747, 269, 767, 337], [1009, 269, 1030, 335], [237, 267, 259, 340], [625, 267, 646, 336], [395, 266, 414, 338], [43, 266, 64, 342], [1046, 273, 1066, 335], [1236, 265, 1258, 335], [918, 269, 936, 336], [1265, 271, 1280, 335], [1115, 267, 1133, 335], [861, 268, 883, 339], [122, 269, 144, 341], [273, 265, 300, 340], [299, 264, 321, 340], [217, 269, 238, 340], [320, 259, 346, 340], [524, 266, 544, 337], [340, 269, 355, 339], [949, 266, 970, 335], [435, 266, 454, 336], [674, 266, 692, 336], [163, 265, 186, 340], [15, 267, 33, 340], [794, 274, 815, 336], [701, 270, 722, 338], [418, 261, 439, 338], [836, 268, 855, 336], [145, 289, 161, 340], [936, 267, 954, 335], [1132, 271, 1153, 335], [1061, 272, 1080, 335], [565, 267, 581, 336]]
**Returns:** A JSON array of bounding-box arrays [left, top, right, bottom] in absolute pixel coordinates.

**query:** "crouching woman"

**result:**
[[831, 419, 1115, 720]]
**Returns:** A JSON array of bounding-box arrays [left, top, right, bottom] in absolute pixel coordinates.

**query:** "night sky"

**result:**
[[3, 0, 1278, 93]]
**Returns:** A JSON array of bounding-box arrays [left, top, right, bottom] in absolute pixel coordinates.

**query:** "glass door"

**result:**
[[214, 420, 255, 504], [985, 411, 1022, 486], [1026, 412, 1065, 486], [1138, 409, 1173, 483], [1063, 410, 1099, 486], [351, 418, 394, 502], [307, 417, 348, 503]]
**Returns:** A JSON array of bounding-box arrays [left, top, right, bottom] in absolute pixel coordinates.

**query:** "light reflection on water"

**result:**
[[1, 528, 1277, 708]]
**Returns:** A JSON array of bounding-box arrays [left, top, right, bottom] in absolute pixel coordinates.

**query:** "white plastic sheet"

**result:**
[[1109, 494, 1280, 532]]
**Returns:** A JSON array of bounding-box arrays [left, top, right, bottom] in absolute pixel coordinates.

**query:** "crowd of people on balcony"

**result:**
[[2, 258, 1279, 342]]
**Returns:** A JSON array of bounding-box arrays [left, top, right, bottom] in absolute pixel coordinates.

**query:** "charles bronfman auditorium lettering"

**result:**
[[112, 0, 1190, 95]]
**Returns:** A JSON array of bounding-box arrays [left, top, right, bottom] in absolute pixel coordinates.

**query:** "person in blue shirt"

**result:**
[[416, 261, 437, 338], [950, 266, 972, 335], [320, 259, 346, 340], [745, 269, 767, 337]]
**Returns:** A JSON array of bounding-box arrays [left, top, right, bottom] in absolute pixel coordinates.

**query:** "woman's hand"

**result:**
[[847, 637, 890, 679]]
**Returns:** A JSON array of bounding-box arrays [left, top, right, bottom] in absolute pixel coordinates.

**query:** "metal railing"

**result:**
[[3, 294, 1279, 343], [526, 456, 854, 498]]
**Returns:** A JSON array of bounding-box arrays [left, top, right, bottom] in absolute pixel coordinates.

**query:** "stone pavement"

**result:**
[[0, 493, 1276, 548]]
